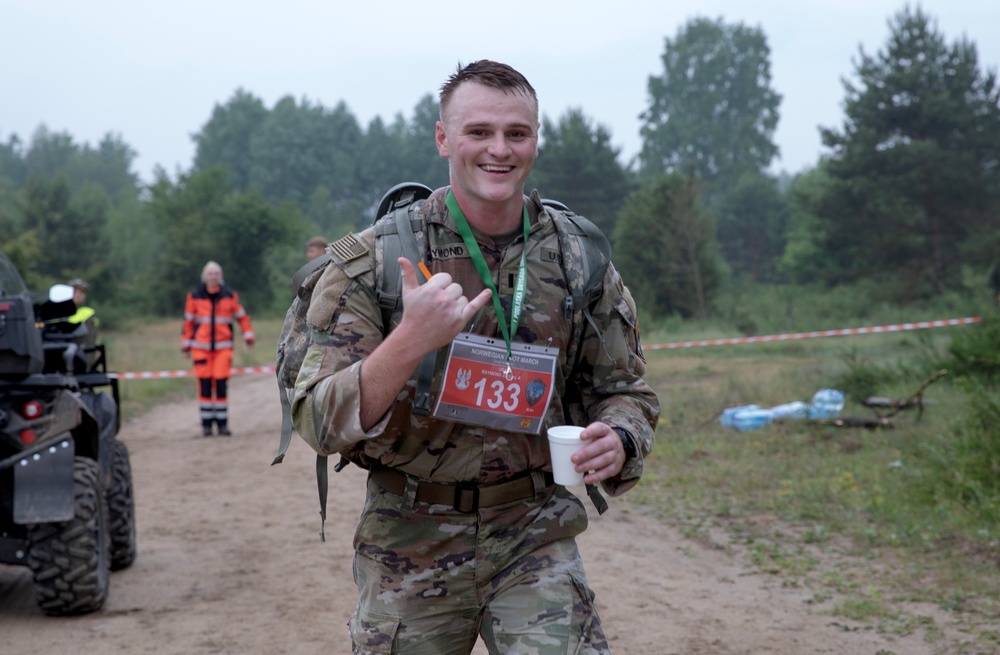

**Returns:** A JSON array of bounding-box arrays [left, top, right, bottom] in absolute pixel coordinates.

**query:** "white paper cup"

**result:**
[[547, 426, 586, 486]]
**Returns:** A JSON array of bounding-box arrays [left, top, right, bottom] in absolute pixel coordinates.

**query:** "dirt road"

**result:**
[[0, 374, 953, 654]]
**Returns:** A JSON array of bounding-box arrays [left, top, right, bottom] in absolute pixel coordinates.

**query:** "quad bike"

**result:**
[[0, 254, 136, 616]]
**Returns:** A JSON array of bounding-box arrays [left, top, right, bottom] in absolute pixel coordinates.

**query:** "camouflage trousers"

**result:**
[[348, 473, 611, 655]]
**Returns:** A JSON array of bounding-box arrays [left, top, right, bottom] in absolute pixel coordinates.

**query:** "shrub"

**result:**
[[910, 383, 1000, 525], [945, 315, 1000, 385]]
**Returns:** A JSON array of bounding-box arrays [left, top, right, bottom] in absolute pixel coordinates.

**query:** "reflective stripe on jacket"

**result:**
[[182, 284, 254, 352]]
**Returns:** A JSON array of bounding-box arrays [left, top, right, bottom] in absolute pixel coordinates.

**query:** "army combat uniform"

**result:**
[[292, 187, 660, 655]]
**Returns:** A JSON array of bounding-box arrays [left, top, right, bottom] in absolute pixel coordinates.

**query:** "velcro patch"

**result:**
[[330, 233, 369, 263], [429, 244, 468, 261], [540, 247, 562, 265]]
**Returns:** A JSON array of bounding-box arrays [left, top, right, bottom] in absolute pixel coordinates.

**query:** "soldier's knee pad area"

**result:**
[[480, 567, 608, 655], [348, 572, 604, 655]]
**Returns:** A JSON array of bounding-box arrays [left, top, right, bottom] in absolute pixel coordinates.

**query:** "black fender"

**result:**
[[73, 392, 118, 487]]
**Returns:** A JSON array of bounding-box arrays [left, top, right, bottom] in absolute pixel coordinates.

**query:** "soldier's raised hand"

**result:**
[[397, 258, 492, 353]]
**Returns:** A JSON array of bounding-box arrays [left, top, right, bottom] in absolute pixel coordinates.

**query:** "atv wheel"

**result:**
[[107, 440, 137, 570], [26, 457, 110, 616]]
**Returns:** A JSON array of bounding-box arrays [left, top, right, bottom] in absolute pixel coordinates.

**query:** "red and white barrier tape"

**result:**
[[111, 366, 275, 380], [110, 316, 982, 379], [644, 316, 981, 351]]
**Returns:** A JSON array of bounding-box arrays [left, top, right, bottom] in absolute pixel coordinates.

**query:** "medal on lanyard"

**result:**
[[445, 190, 529, 377]]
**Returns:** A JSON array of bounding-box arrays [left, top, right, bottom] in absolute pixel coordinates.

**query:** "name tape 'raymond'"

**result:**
[[111, 317, 981, 379]]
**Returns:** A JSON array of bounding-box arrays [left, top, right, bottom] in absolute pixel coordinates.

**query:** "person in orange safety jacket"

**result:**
[[181, 261, 255, 436]]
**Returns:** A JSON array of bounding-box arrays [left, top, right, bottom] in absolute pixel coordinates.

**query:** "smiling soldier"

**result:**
[[291, 60, 659, 655]]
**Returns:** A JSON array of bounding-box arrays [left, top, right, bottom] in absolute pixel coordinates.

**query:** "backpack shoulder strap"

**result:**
[[536, 193, 612, 318], [275, 191, 428, 540], [374, 205, 428, 330], [552, 209, 611, 318], [289, 252, 330, 295], [374, 188, 437, 416]]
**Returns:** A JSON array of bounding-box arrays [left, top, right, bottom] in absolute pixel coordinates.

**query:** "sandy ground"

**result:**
[[0, 374, 959, 654]]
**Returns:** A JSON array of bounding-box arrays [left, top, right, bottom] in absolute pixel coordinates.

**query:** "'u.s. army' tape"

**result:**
[[111, 316, 981, 379]]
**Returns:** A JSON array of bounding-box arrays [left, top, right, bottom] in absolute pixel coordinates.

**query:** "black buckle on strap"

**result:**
[[411, 392, 433, 416], [453, 482, 480, 513]]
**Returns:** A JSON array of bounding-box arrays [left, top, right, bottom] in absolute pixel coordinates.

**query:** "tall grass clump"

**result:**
[[914, 315, 1000, 528], [908, 385, 1000, 527], [830, 347, 899, 402], [901, 316, 1000, 532]]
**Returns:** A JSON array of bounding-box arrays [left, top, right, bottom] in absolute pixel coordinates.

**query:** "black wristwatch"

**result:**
[[613, 427, 638, 460]]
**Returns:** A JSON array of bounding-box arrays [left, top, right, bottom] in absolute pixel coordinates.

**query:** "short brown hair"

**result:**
[[439, 60, 537, 120], [307, 236, 327, 249]]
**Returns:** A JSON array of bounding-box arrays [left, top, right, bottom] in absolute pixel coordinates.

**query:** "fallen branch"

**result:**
[[861, 369, 948, 420], [806, 416, 895, 429], [861, 397, 931, 409]]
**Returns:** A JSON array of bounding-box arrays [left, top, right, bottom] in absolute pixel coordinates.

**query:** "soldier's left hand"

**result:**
[[571, 422, 625, 483]]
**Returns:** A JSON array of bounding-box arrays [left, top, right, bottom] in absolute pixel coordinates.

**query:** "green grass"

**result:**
[[100, 317, 286, 418], [635, 316, 1000, 651], [101, 308, 1000, 652]]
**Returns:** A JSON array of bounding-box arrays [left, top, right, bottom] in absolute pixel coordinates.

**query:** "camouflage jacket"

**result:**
[[291, 187, 659, 497]]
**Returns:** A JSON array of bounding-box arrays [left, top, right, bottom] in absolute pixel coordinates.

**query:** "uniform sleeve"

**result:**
[[575, 262, 660, 497], [181, 293, 196, 351], [290, 250, 389, 457], [231, 292, 255, 343]]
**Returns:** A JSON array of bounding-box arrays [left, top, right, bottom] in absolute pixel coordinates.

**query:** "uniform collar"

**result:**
[[425, 186, 549, 239]]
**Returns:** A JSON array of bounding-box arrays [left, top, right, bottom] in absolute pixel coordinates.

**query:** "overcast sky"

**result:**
[[3, 1, 999, 185]]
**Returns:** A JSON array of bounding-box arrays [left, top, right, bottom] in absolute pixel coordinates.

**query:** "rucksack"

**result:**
[[272, 183, 612, 539]]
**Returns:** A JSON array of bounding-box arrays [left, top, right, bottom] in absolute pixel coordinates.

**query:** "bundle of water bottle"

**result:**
[[719, 389, 846, 432]]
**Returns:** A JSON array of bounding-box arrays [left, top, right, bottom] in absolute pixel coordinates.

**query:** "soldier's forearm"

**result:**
[[358, 329, 427, 431]]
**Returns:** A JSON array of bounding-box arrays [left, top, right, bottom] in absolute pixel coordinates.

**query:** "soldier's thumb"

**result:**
[[399, 257, 419, 293]]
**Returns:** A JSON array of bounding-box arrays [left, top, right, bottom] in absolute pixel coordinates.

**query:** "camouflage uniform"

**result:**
[[292, 187, 659, 654]]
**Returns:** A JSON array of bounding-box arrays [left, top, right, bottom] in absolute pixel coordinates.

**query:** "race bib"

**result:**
[[432, 333, 558, 434]]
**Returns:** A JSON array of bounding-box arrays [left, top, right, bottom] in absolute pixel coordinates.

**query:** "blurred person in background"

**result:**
[[306, 236, 328, 261], [181, 261, 255, 437]]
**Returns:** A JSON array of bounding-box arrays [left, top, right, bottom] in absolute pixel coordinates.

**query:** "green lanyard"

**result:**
[[445, 190, 529, 362]]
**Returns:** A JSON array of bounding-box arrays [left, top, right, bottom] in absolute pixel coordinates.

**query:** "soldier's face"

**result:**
[[436, 82, 539, 215]]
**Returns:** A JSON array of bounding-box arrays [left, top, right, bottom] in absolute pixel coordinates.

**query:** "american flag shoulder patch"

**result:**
[[330, 233, 369, 263]]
